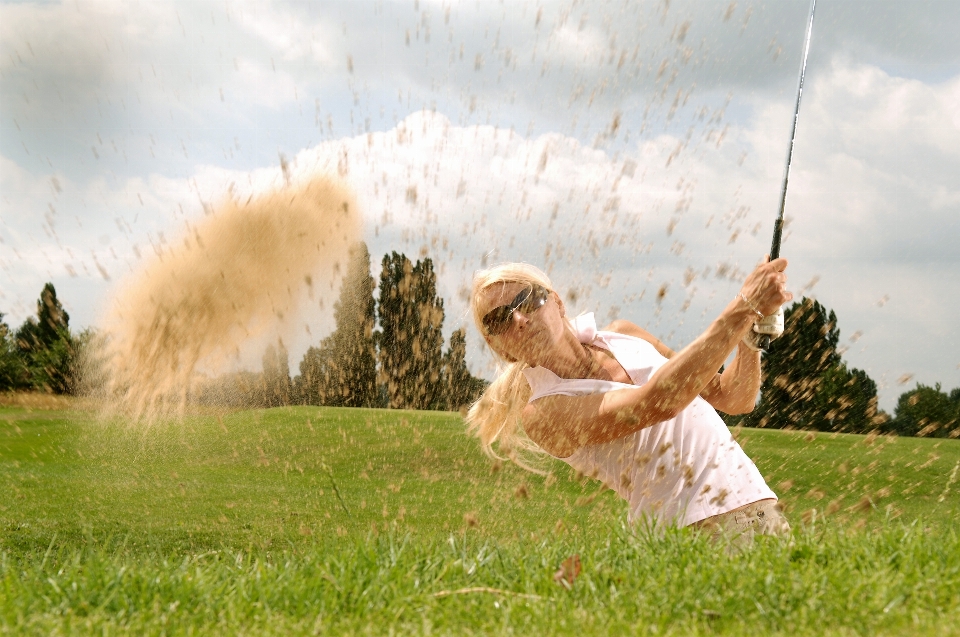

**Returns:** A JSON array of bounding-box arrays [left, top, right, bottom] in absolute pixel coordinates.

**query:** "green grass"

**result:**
[[1, 403, 960, 635]]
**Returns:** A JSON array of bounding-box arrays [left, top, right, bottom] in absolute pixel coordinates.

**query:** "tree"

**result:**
[[70, 327, 107, 397], [306, 243, 378, 407], [887, 383, 960, 438], [443, 327, 488, 411], [742, 297, 879, 431], [12, 283, 76, 394], [0, 313, 25, 390], [409, 257, 446, 410], [813, 363, 881, 433], [37, 282, 70, 348], [261, 341, 291, 407], [293, 243, 378, 408], [377, 252, 446, 410], [295, 344, 332, 406], [376, 252, 413, 409]]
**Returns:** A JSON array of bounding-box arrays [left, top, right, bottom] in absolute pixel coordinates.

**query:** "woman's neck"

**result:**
[[539, 331, 604, 380]]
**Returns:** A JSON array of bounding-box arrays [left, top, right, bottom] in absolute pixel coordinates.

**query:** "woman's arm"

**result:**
[[523, 257, 790, 458], [604, 319, 761, 415], [698, 346, 762, 414]]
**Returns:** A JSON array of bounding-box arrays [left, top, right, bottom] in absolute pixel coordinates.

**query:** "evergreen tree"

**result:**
[[443, 327, 488, 411], [377, 252, 446, 410], [70, 327, 107, 398], [377, 252, 413, 408], [0, 313, 24, 391], [13, 283, 76, 394], [814, 363, 881, 433], [295, 344, 332, 406], [443, 328, 471, 410], [293, 243, 378, 408], [410, 257, 446, 409], [261, 341, 291, 407], [744, 297, 843, 430], [314, 243, 378, 407], [37, 282, 70, 348], [888, 383, 960, 438], [737, 297, 886, 433]]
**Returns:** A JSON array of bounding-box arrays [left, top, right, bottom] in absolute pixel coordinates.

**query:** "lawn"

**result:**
[[2, 400, 959, 635]]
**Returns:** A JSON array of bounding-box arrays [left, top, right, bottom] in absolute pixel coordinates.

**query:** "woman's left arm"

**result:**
[[604, 320, 761, 415], [698, 345, 761, 415]]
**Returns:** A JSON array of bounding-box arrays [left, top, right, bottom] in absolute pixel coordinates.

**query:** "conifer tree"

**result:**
[[410, 257, 446, 409], [261, 341, 291, 407], [443, 327, 488, 411], [443, 328, 471, 411], [377, 252, 415, 409], [38, 283, 70, 348], [377, 252, 446, 410], [814, 363, 881, 433], [13, 283, 76, 394], [741, 297, 882, 432], [300, 242, 378, 407], [0, 313, 22, 390], [725, 297, 888, 433], [296, 344, 331, 406]]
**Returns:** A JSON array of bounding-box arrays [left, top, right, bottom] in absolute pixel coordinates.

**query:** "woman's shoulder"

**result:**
[[602, 319, 654, 340], [571, 313, 659, 349], [601, 320, 675, 359]]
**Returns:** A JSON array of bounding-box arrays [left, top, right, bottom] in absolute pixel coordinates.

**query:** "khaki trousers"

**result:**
[[692, 499, 791, 545]]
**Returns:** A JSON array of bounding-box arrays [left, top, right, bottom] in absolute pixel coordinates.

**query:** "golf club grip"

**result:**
[[759, 219, 784, 353], [759, 334, 771, 352], [769, 218, 784, 261]]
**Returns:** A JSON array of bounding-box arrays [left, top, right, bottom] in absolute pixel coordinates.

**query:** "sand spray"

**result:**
[[89, 175, 362, 422]]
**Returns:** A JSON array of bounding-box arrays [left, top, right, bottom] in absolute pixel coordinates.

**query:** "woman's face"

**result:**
[[477, 281, 567, 366]]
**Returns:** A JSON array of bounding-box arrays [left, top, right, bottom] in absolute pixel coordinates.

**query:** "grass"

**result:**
[[1, 400, 960, 635]]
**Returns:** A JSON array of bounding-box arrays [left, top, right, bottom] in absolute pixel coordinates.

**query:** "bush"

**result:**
[[888, 383, 960, 438]]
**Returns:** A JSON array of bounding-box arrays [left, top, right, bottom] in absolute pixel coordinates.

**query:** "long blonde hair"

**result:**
[[465, 262, 556, 472]]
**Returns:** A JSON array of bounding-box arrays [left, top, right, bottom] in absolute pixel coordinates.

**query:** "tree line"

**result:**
[[196, 243, 488, 412], [2, 267, 958, 435]]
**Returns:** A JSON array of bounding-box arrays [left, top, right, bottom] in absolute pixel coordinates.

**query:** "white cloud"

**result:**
[[233, 1, 336, 66]]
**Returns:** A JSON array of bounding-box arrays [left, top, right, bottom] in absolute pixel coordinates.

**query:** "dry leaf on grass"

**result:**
[[554, 554, 581, 588]]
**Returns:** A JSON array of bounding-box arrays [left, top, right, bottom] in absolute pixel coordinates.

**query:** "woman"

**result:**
[[466, 257, 793, 540]]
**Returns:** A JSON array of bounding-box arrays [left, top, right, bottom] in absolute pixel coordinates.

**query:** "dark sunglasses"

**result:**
[[482, 284, 550, 336]]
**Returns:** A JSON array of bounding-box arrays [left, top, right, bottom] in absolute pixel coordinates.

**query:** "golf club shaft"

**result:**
[[760, 0, 817, 350]]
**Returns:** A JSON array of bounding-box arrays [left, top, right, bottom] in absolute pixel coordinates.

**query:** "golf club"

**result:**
[[757, 0, 818, 351]]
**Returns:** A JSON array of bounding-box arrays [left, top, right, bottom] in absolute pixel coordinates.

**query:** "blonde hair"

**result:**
[[465, 262, 556, 472]]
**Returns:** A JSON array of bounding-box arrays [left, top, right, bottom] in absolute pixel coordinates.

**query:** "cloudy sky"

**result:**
[[2, 0, 959, 411]]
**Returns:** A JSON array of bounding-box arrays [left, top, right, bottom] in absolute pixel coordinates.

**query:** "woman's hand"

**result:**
[[739, 256, 793, 317]]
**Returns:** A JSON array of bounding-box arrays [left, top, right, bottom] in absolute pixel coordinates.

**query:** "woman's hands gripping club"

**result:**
[[739, 257, 792, 352]]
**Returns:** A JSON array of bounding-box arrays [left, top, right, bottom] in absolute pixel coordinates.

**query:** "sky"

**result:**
[[1, 0, 959, 412]]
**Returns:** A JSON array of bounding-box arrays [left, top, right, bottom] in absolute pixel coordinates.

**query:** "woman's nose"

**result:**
[[511, 309, 531, 328]]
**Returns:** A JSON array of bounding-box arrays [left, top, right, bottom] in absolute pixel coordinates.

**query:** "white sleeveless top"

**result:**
[[521, 313, 776, 527]]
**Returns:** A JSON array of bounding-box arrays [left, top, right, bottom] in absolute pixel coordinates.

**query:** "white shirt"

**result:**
[[521, 313, 776, 527]]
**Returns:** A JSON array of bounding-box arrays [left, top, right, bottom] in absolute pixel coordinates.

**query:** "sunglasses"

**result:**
[[482, 284, 550, 336]]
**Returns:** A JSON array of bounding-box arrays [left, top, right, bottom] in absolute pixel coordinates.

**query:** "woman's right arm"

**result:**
[[523, 257, 792, 458]]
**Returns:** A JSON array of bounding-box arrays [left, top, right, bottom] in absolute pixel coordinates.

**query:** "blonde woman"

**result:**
[[466, 257, 792, 540]]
